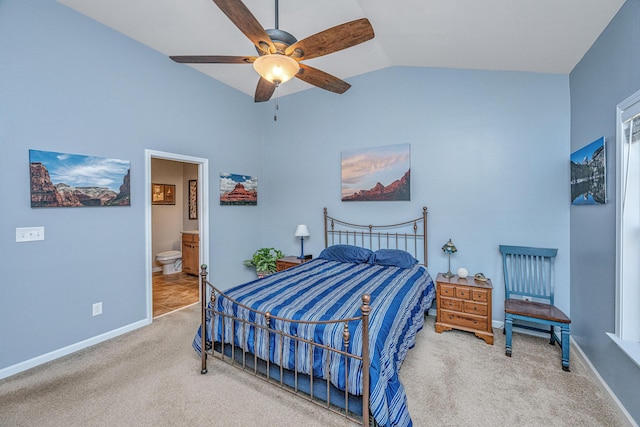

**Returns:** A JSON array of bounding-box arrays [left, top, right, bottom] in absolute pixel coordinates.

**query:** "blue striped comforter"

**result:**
[[193, 258, 435, 427]]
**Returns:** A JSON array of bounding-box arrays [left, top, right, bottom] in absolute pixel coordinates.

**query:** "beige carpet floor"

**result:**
[[0, 304, 632, 427]]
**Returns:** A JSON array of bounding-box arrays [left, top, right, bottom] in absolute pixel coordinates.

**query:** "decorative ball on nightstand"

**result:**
[[457, 267, 469, 278]]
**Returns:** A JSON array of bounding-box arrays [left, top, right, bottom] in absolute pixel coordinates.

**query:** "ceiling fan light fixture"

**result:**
[[253, 54, 300, 84]]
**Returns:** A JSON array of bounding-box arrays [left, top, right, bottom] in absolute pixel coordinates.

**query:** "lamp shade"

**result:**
[[253, 54, 300, 84], [441, 239, 457, 254], [294, 224, 310, 237]]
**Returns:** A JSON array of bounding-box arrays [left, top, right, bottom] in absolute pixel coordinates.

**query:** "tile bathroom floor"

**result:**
[[153, 271, 199, 317]]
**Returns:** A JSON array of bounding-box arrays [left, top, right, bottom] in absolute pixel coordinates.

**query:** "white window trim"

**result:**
[[613, 89, 640, 368], [606, 333, 640, 368]]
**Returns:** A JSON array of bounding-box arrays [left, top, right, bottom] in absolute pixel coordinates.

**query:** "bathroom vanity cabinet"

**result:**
[[181, 232, 199, 275]]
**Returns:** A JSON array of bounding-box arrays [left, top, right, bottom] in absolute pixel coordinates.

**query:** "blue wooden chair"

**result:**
[[499, 245, 571, 371]]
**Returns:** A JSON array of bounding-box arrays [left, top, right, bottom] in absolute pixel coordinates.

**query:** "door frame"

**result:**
[[145, 149, 209, 321]]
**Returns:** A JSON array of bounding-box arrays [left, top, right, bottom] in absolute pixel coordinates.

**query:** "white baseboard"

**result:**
[[571, 338, 638, 427], [0, 318, 150, 381]]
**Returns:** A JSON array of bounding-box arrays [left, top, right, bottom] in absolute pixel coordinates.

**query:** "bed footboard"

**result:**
[[199, 265, 372, 426]]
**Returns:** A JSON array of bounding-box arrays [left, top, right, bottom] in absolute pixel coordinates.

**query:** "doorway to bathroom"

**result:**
[[145, 150, 209, 321]]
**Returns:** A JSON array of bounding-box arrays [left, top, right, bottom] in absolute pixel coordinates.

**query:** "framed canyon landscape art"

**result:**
[[29, 149, 131, 208], [219, 173, 257, 206], [341, 143, 411, 202]]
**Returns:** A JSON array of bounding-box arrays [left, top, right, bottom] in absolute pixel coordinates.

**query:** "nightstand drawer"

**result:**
[[464, 301, 488, 316], [440, 284, 455, 297], [440, 309, 487, 331], [472, 289, 488, 302], [276, 260, 291, 271], [440, 297, 462, 312], [455, 287, 471, 300], [276, 256, 311, 272]]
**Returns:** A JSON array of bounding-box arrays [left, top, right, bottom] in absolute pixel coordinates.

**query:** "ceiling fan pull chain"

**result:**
[[273, 84, 279, 121]]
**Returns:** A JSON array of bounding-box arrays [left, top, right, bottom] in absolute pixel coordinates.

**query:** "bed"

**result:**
[[193, 207, 434, 427]]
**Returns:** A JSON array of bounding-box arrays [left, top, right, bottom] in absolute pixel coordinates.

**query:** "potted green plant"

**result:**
[[244, 247, 285, 278]]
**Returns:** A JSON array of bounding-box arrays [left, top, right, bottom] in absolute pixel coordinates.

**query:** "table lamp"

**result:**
[[441, 238, 457, 278], [294, 224, 310, 259]]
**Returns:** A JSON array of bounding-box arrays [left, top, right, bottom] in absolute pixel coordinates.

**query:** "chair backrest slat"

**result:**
[[500, 245, 557, 304]]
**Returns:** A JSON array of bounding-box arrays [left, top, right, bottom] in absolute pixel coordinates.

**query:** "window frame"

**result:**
[[611, 89, 640, 367]]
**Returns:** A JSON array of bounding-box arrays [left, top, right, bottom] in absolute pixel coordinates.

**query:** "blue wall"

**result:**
[[570, 0, 640, 422], [0, 0, 266, 372], [262, 67, 571, 325]]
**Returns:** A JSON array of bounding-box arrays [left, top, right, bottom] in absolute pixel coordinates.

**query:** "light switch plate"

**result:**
[[93, 302, 102, 316], [16, 227, 45, 242]]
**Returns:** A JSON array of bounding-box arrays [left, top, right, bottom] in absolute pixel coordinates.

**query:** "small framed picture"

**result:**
[[189, 180, 197, 219], [152, 184, 176, 205]]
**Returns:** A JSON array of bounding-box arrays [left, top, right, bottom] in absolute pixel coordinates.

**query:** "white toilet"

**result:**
[[156, 250, 182, 275]]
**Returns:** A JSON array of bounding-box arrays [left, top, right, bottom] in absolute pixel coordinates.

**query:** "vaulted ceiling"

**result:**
[[58, 0, 625, 99]]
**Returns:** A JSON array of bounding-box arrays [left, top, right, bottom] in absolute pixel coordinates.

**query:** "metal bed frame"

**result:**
[[198, 207, 428, 426], [324, 206, 428, 266]]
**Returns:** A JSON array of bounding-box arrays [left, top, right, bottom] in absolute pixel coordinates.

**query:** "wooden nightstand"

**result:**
[[276, 256, 311, 272], [435, 273, 494, 345]]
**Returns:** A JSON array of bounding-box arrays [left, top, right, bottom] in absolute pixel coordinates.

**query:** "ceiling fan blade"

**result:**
[[212, 0, 276, 54], [254, 78, 277, 102], [296, 63, 351, 94], [285, 18, 374, 60], [170, 55, 256, 64]]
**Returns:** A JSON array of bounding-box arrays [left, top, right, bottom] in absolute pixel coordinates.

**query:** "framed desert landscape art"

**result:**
[[341, 143, 411, 201], [219, 173, 257, 206], [29, 149, 131, 207]]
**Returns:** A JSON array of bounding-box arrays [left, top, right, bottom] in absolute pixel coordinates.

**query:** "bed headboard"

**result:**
[[323, 207, 428, 266]]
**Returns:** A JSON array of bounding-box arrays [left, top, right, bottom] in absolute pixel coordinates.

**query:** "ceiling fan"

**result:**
[[170, 0, 375, 102]]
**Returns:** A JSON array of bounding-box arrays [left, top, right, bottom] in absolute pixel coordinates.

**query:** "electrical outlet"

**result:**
[[92, 302, 103, 316], [523, 296, 532, 302]]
